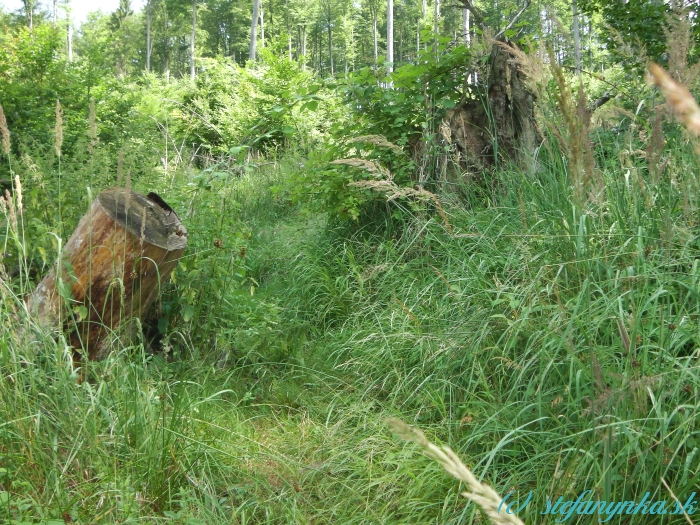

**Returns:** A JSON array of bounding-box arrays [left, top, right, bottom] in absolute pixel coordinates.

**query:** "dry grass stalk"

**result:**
[[4, 189, 17, 232], [548, 49, 598, 203], [88, 97, 98, 152], [392, 297, 419, 324], [664, 0, 700, 88], [117, 148, 124, 186], [387, 419, 525, 525], [14, 175, 22, 213], [349, 179, 453, 233], [347, 135, 403, 154], [0, 104, 10, 156], [649, 63, 700, 136], [661, 478, 696, 525], [331, 158, 391, 179], [54, 100, 63, 158], [431, 265, 453, 295]]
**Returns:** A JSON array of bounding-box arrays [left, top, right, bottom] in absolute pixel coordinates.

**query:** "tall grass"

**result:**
[[1, 68, 699, 525]]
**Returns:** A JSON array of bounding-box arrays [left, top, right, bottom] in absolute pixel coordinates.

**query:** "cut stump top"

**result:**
[[98, 187, 188, 251]]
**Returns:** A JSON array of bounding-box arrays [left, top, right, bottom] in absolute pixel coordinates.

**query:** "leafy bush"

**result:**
[[175, 50, 346, 156]]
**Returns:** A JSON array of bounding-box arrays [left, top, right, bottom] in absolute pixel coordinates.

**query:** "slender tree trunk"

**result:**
[[372, 9, 378, 63], [572, 0, 581, 74], [387, 0, 393, 72], [313, 21, 319, 72], [344, 10, 348, 75], [146, 0, 152, 73], [463, 8, 471, 83], [422, 0, 427, 51], [67, 22, 73, 61], [163, 3, 170, 80], [53, 0, 57, 24], [260, 3, 265, 48], [249, 0, 260, 60], [351, 26, 355, 70], [416, 22, 419, 56], [433, 0, 439, 57], [462, 8, 467, 44], [328, 18, 333, 74], [302, 25, 307, 67], [190, 0, 196, 80], [286, 0, 292, 58]]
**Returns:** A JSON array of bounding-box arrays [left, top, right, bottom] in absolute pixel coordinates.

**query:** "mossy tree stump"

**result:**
[[28, 188, 188, 360]]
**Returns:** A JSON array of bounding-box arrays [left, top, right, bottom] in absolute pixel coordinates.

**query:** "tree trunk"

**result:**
[[463, 8, 471, 83], [146, 0, 152, 73], [416, 22, 419, 56], [327, 6, 333, 75], [67, 22, 73, 62], [372, 10, 378, 63], [462, 7, 468, 45], [572, 0, 581, 74], [250, 0, 260, 60], [190, 0, 196, 80], [441, 40, 538, 181], [387, 0, 393, 72], [422, 0, 427, 51], [24, 0, 33, 29], [301, 25, 307, 67], [27, 188, 188, 361], [260, 3, 265, 48], [433, 0, 439, 58], [398, 23, 402, 63]]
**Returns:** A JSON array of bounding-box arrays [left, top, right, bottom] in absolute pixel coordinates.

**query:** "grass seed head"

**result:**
[[0, 104, 10, 156], [14, 175, 22, 213], [54, 100, 63, 157], [649, 63, 700, 136]]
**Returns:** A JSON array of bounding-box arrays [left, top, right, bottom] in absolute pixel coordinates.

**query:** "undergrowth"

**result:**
[[0, 46, 699, 524], [2, 116, 699, 523]]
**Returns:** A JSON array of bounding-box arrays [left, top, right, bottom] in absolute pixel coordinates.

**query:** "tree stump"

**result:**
[[27, 188, 188, 361], [442, 39, 538, 183]]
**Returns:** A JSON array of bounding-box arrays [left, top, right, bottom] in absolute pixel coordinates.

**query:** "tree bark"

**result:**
[[250, 0, 260, 60], [387, 0, 393, 72], [441, 40, 538, 181], [572, 0, 581, 74], [67, 22, 73, 62], [190, 0, 197, 80], [422, 0, 427, 51], [27, 188, 188, 361], [260, 3, 265, 48], [325, 1, 333, 75], [146, 0, 152, 73], [433, 0, 439, 58], [371, 4, 378, 63]]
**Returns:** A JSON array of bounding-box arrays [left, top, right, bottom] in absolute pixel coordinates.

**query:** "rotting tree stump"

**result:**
[[27, 187, 188, 361], [441, 39, 538, 183]]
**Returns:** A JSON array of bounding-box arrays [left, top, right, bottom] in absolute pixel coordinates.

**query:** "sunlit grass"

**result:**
[[1, 126, 699, 524]]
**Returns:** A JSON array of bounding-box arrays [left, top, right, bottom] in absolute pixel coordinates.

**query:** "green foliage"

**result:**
[[176, 50, 344, 155], [578, 0, 699, 67], [339, 42, 473, 147], [285, 134, 417, 222]]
